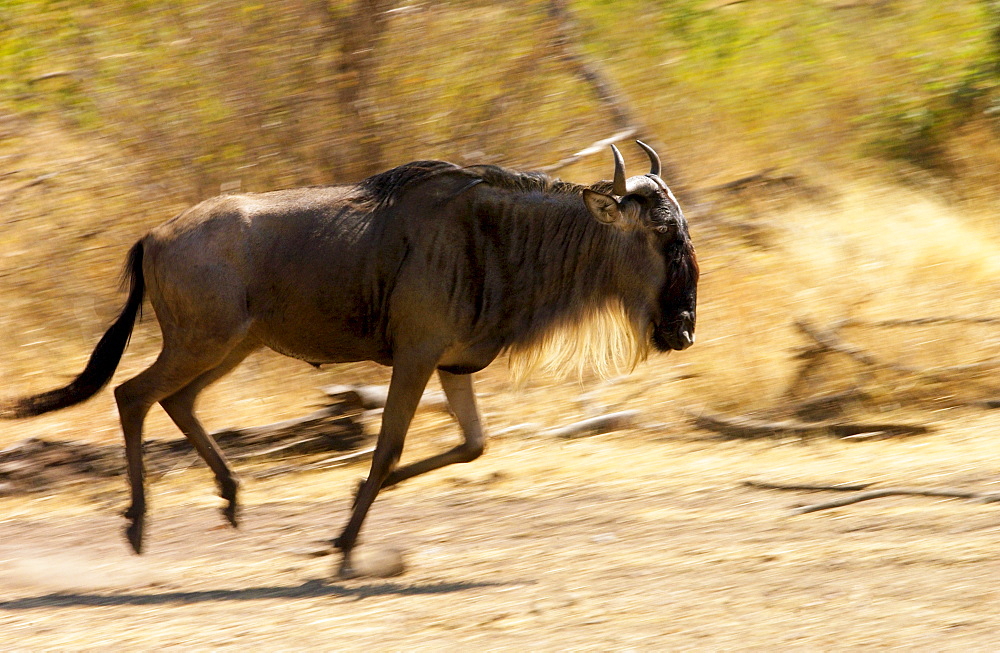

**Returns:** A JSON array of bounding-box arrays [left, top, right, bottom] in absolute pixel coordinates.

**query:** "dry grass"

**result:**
[[4, 178, 1000, 448], [4, 4, 1000, 647], [2, 2, 999, 435], [4, 173, 1000, 647], [4, 408, 1000, 649]]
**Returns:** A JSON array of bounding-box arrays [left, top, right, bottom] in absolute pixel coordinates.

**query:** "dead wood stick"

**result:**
[[794, 319, 888, 369], [321, 384, 448, 412], [539, 128, 638, 173], [210, 403, 366, 449], [229, 436, 328, 461], [706, 168, 779, 193], [845, 316, 1000, 328], [547, 0, 633, 131], [303, 446, 376, 469], [791, 488, 1000, 515], [543, 0, 697, 207], [1, 172, 58, 207], [685, 408, 930, 439], [212, 406, 342, 441], [148, 450, 202, 481], [28, 70, 78, 84], [548, 410, 639, 439], [796, 318, 1000, 378], [744, 480, 873, 492]]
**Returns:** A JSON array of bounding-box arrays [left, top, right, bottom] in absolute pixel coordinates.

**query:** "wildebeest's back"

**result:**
[[242, 185, 403, 363], [144, 185, 395, 364], [141, 160, 600, 373]]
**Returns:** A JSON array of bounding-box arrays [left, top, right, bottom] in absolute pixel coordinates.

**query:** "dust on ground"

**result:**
[[3, 410, 1000, 651]]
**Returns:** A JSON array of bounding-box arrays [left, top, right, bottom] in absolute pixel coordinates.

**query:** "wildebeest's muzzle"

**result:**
[[653, 310, 696, 352]]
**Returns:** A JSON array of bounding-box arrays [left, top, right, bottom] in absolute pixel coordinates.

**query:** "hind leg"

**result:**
[[115, 335, 250, 554], [113, 291, 251, 554], [115, 352, 222, 553], [159, 341, 259, 529], [114, 236, 256, 553]]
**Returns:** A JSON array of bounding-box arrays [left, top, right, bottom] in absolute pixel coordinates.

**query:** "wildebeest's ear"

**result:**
[[582, 189, 622, 225]]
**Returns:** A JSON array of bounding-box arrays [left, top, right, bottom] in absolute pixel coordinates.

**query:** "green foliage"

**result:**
[[1, 0, 999, 191], [863, 73, 994, 172], [860, 2, 1000, 172]]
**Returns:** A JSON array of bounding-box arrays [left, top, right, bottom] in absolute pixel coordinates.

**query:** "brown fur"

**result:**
[[1, 145, 697, 577]]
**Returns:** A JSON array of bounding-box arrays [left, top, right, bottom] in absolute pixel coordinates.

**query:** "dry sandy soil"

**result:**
[[3, 396, 1000, 651]]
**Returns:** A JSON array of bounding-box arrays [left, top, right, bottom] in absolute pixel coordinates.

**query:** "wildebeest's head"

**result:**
[[581, 142, 699, 352]]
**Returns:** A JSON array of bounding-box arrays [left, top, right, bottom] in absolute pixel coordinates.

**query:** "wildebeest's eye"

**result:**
[[652, 210, 681, 235]]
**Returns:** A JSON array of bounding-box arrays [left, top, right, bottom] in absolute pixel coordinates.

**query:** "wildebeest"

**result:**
[[1, 141, 698, 577]]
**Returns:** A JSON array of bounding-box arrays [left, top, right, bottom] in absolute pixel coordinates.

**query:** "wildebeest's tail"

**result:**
[[1, 241, 145, 419]]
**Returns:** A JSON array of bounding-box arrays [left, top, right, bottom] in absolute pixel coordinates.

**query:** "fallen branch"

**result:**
[[28, 71, 78, 84], [790, 487, 1000, 515], [209, 404, 367, 453], [321, 384, 448, 412], [845, 316, 1000, 328], [781, 388, 868, 421], [1, 172, 57, 207], [249, 446, 376, 480], [538, 129, 638, 174], [686, 408, 930, 439], [229, 436, 329, 461], [744, 479, 1000, 514], [706, 168, 780, 193], [0, 395, 368, 494], [543, 0, 697, 206], [743, 480, 873, 492], [794, 319, 886, 369], [794, 318, 1000, 380], [547, 0, 633, 132], [548, 410, 639, 439]]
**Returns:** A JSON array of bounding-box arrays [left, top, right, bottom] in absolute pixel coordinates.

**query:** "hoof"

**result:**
[[220, 477, 240, 528], [222, 502, 239, 529], [125, 516, 144, 555], [337, 561, 361, 580], [336, 552, 366, 580]]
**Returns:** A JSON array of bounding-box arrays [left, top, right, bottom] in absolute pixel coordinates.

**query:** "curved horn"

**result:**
[[611, 144, 627, 196], [636, 140, 661, 177]]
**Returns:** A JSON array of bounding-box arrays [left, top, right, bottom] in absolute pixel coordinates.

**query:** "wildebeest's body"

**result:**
[[2, 146, 697, 577], [155, 162, 671, 373]]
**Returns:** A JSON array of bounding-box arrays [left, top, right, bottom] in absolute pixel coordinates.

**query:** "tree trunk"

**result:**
[[320, 0, 398, 181]]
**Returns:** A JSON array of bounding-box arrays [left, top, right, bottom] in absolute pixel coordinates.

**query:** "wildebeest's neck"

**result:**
[[459, 181, 657, 363], [355, 162, 657, 374]]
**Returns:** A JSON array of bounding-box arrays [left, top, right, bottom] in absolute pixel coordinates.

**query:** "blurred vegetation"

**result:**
[[3, 0, 1000, 432], [3, 1, 999, 190]]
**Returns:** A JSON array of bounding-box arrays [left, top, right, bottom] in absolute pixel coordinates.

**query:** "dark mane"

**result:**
[[463, 165, 584, 196], [354, 160, 461, 210], [356, 160, 594, 214]]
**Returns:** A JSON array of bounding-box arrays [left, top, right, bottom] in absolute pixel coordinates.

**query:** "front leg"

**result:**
[[380, 370, 486, 489], [333, 356, 437, 578], [123, 497, 146, 555]]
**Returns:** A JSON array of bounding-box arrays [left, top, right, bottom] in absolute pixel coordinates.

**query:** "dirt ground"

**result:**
[[3, 404, 1000, 651]]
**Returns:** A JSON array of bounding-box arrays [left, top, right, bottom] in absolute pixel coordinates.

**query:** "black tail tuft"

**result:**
[[1, 241, 146, 419]]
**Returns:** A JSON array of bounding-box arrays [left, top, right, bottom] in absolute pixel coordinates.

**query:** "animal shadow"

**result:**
[[0, 577, 520, 610]]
